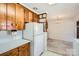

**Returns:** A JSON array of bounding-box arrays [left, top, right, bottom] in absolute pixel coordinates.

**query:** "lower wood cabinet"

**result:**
[[0, 48, 18, 56], [19, 43, 30, 56], [0, 43, 30, 56]]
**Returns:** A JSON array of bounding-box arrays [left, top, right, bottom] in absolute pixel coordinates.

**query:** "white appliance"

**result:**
[[23, 22, 44, 56], [44, 32, 47, 51]]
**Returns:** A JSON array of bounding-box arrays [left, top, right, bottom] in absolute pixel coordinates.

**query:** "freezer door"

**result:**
[[34, 23, 43, 35], [23, 23, 43, 40]]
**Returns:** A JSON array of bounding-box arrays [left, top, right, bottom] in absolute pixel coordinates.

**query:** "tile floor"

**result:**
[[47, 38, 73, 56], [42, 50, 62, 56]]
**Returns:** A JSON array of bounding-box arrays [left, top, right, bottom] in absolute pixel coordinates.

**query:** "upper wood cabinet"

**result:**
[[39, 13, 48, 32], [0, 3, 40, 30], [29, 11, 33, 22], [24, 8, 29, 23], [16, 4, 24, 30], [33, 13, 39, 22], [0, 3, 6, 30], [7, 3, 16, 30], [25, 9, 36, 23]]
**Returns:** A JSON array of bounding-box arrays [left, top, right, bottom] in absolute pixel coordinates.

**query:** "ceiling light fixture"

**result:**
[[48, 3, 56, 5], [33, 7, 38, 10], [48, 1, 56, 5]]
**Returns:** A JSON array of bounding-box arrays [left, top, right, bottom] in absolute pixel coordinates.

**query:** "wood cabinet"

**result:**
[[0, 3, 25, 30], [0, 48, 19, 56], [0, 43, 30, 56], [39, 13, 48, 32], [16, 4, 24, 30], [7, 3, 16, 30], [25, 9, 39, 23], [19, 43, 30, 56], [43, 20, 48, 32], [33, 13, 39, 22], [24, 8, 29, 23], [29, 11, 33, 22], [24, 9, 39, 23], [0, 3, 40, 30], [0, 3, 6, 30], [46, 20, 48, 32]]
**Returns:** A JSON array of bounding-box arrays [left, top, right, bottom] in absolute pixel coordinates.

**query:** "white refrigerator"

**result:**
[[23, 22, 44, 56]]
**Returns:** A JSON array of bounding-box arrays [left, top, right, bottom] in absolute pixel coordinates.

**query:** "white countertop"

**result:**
[[0, 39, 30, 54]]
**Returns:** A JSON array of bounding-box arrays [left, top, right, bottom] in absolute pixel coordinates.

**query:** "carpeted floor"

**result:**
[[47, 38, 73, 56]]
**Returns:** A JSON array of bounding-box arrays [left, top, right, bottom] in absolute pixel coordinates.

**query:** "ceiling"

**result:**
[[22, 3, 79, 20]]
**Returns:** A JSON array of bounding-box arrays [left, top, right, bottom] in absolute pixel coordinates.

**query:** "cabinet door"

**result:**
[[19, 43, 30, 56], [24, 8, 29, 23], [7, 48, 18, 56], [33, 13, 39, 22], [0, 3, 6, 30], [29, 11, 33, 22], [7, 3, 16, 30], [16, 4, 24, 30], [26, 43, 30, 56], [19, 44, 27, 56]]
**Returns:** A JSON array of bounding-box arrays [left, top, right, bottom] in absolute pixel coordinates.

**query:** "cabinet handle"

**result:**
[[11, 23, 13, 26], [16, 23, 17, 25]]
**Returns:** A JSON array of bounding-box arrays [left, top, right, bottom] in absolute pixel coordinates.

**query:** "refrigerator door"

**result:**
[[34, 34, 44, 56]]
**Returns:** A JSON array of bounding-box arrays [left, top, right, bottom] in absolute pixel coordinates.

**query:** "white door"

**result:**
[[34, 34, 44, 56]]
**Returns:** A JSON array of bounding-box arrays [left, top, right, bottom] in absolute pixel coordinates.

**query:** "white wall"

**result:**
[[48, 18, 75, 42]]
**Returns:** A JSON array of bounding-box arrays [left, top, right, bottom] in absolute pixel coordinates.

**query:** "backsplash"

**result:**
[[12, 30, 23, 40], [0, 30, 23, 40], [0, 31, 12, 40]]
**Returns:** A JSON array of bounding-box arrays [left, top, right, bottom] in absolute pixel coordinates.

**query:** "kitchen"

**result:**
[[0, 3, 48, 56], [1, 3, 79, 56]]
